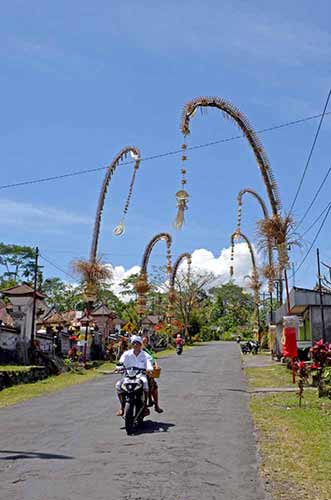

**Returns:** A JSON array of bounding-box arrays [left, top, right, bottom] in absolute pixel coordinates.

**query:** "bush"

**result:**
[[222, 331, 235, 341]]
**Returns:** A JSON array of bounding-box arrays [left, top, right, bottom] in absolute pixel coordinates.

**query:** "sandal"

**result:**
[[116, 409, 124, 417], [143, 407, 150, 417], [155, 407, 164, 413]]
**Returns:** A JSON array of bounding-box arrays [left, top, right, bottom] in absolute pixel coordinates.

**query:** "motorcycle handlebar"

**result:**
[[116, 366, 146, 374]]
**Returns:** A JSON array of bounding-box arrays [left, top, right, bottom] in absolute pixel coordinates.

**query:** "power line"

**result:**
[[291, 203, 331, 278], [39, 253, 78, 282], [301, 202, 331, 237], [289, 89, 331, 215], [296, 165, 331, 229], [0, 111, 330, 191]]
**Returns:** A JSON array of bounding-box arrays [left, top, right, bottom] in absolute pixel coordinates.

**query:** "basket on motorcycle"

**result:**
[[152, 366, 161, 378]]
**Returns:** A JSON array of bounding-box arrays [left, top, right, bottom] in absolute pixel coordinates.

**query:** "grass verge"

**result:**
[[0, 365, 38, 372], [0, 368, 104, 409], [247, 365, 331, 499], [246, 364, 293, 388]]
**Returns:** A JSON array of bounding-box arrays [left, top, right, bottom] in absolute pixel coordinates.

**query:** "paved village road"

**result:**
[[0, 342, 266, 500]]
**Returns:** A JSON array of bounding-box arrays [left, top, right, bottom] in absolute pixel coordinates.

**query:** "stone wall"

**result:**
[[0, 366, 49, 391]]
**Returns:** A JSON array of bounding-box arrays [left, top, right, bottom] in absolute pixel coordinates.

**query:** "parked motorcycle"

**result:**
[[240, 340, 259, 355], [119, 366, 147, 435]]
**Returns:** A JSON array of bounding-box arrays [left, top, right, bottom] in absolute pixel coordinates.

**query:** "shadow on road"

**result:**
[[136, 420, 175, 434], [222, 388, 248, 393], [0, 450, 74, 461]]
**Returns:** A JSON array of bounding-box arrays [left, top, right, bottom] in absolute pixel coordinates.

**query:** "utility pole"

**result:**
[[284, 268, 291, 315], [317, 248, 326, 343], [292, 262, 296, 288], [30, 246, 39, 348]]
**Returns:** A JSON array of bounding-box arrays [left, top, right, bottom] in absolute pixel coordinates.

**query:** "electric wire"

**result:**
[[291, 203, 331, 278], [296, 165, 331, 229], [39, 253, 79, 282], [0, 111, 330, 191], [300, 202, 331, 237], [289, 89, 331, 215]]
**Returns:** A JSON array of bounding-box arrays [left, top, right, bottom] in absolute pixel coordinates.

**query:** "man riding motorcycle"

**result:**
[[115, 335, 154, 417]]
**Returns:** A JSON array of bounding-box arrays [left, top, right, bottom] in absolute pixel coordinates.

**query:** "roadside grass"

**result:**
[[247, 364, 331, 499], [246, 364, 293, 388], [251, 392, 331, 500], [0, 369, 103, 409], [0, 365, 37, 372]]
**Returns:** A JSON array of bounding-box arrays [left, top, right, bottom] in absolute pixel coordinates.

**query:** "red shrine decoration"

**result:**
[[282, 316, 299, 383], [282, 327, 298, 359]]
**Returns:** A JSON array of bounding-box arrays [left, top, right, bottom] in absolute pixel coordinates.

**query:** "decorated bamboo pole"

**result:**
[[168, 252, 192, 327], [236, 187, 275, 320], [90, 146, 141, 262], [74, 146, 141, 305], [134, 233, 172, 321], [176, 96, 293, 289], [230, 230, 261, 339]]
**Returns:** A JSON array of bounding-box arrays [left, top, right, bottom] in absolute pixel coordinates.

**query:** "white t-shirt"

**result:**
[[119, 348, 154, 371]]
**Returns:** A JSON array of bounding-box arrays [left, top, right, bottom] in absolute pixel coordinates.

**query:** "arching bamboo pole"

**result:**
[[74, 146, 141, 304], [237, 188, 275, 291], [176, 96, 292, 275], [134, 233, 172, 318], [230, 230, 261, 334], [168, 252, 191, 308], [90, 146, 141, 262]]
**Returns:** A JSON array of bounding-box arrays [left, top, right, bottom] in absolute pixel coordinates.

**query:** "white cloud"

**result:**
[[106, 264, 141, 300], [106, 243, 261, 297], [190, 243, 261, 288], [0, 199, 92, 231]]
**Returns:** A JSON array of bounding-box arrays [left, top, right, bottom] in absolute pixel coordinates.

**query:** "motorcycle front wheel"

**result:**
[[124, 401, 135, 435]]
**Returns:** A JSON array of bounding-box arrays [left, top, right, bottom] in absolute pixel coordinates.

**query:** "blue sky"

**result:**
[[1, 1, 330, 290]]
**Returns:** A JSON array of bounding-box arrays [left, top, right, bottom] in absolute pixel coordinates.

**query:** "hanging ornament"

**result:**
[[113, 220, 125, 236], [113, 157, 139, 237], [174, 139, 189, 230]]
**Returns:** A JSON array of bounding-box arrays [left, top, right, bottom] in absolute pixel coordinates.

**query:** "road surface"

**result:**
[[0, 342, 266, 500]]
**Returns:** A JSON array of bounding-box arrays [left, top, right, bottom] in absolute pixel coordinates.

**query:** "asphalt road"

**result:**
[[0, 342, 266, 500]]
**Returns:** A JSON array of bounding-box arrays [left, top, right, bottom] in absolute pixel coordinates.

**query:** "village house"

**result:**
[[1, 284, 47, 363], [273, 286, 331, 358]]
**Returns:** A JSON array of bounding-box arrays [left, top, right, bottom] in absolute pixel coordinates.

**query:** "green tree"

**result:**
[[42, 277, 84, 311], [208, 282, 255, 338], [0, 242, 43, 290]]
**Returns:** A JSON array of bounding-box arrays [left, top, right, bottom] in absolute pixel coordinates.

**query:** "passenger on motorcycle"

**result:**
[[115, 335, 153, 417], [142, 335, 163, 413]]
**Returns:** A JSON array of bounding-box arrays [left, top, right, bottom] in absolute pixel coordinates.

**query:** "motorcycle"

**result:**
[[119, 366, 147, 435], [240, 340, 259, 355], [176, 344, 183, 355]]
